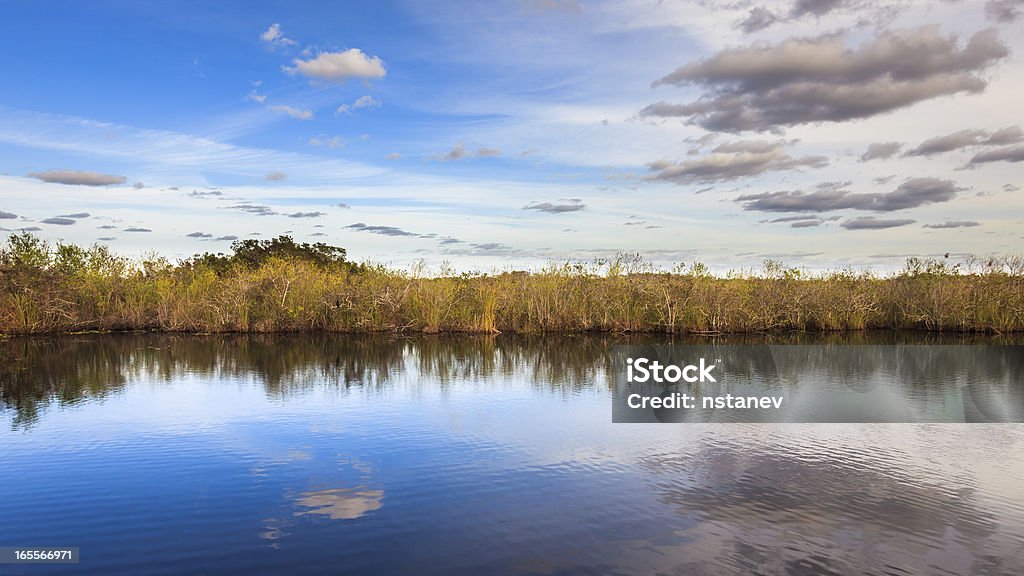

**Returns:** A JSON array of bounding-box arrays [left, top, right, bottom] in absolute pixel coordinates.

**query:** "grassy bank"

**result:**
[[1, 233, 1022, 334]]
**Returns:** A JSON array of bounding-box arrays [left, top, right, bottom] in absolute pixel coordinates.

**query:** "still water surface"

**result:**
[[1, 334, 1023, 575]]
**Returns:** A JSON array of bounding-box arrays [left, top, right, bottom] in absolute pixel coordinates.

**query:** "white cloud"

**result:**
[[284, 49, 387, 82], [336, 95, 382, 114], [246, 90, 266, 104], [267, 104, 314, 120], [308, 135, 345, 149], [433, 144, 503, 161], [260, 23, 296, 47]]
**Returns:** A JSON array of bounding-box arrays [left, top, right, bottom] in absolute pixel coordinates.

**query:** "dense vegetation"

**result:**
[[1, 233, 1022, 334]]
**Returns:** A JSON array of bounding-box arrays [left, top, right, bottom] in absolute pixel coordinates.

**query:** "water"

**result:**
[[1, 334, 1023, 575]]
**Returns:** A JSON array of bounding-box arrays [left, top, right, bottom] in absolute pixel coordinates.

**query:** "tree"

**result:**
[[187, 235, 356, 274]]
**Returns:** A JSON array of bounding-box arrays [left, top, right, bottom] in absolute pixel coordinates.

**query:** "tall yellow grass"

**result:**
[[2, 234, 1022, 334]]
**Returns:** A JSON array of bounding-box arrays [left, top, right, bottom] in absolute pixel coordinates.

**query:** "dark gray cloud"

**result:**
[[337, 203, 351, 209], [790, 0, 845, 17], [735, 0, 885, 34], [215, 235, 238, 241], [841, 217, 916, 230], [264, 171, 287, 181], [229, 203, 277, 216], [646, 141, 827, 184], [986, 0, 1023, 22], [923, 220, 981, 229], [123, 227, 151, 232], [310, 232, 327, 237], [345, 222, 418, 237], [58, 212, 90, 218], [906, 126, 1022, 156], [986, 126, 1024, 145], [0, 211, 16, 219], [133, 182, 145, 189], [907, 129, 988, 156], [440, 241, 527, 257], [768, 215, 819, 223], [1004, 184, 1020, 192], [189, 190, 223, 197], [42, 217, 76, 225], [860, 142, 902, 161], [286, 211, 326, 218], [473, 243, 506, 251], [187, 232, 213, 238], [966, 145, 1024, 166], [737, 178, 960, 212], [28, 169, 127, 186], [642, 27, 1008, 132], [97, 224, 117, 229], [439, 237, 463, 245], [523, 199, 585, 213], [97, 236, 117, 241], [738, 7, 778, 33]]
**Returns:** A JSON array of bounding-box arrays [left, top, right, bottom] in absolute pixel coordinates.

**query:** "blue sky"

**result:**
[[1, 0, 1022, 271]]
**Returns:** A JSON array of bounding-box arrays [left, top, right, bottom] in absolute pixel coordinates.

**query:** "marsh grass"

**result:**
[[1, 233, 1022, 334]]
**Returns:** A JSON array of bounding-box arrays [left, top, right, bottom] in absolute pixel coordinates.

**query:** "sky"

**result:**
[[0, 0, 1022, 272]]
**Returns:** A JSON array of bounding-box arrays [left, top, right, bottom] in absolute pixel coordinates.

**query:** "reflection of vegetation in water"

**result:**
[[2, 233, 1024, 334], [2, 332, 1023, 429], [0, 337, 131, 428]]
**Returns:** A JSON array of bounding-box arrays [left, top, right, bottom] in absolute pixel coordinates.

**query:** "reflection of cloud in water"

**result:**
[[636, 436, 1024, 575], [259, 522, 290, 545], [295, 487, 383, 520]]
